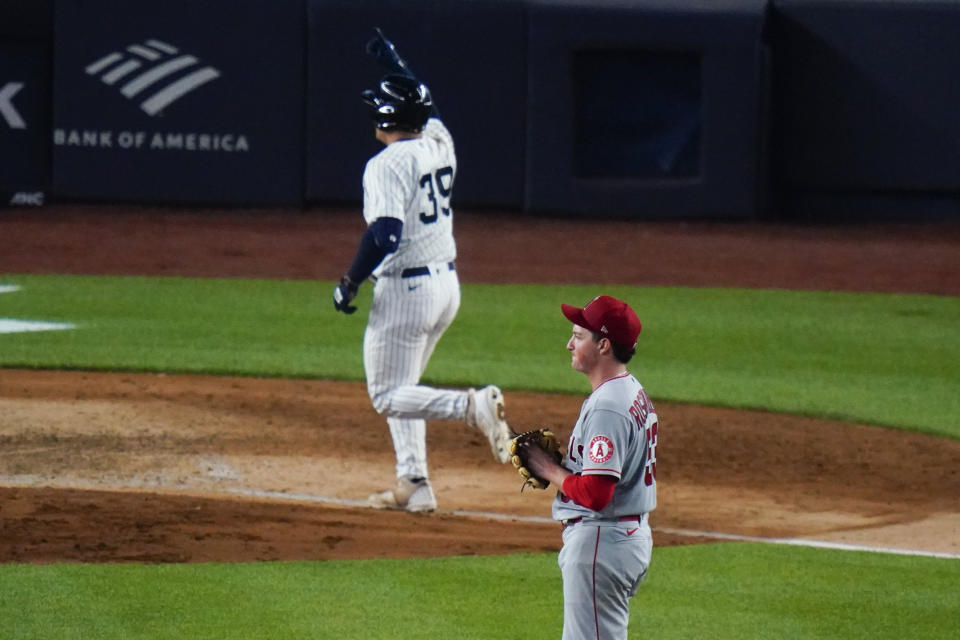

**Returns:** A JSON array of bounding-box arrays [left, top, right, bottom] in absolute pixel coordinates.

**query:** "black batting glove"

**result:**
[[333, 276, 359, 314]]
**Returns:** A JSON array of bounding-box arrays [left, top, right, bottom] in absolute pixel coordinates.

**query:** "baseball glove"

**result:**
[[510, 429, 562, 490]]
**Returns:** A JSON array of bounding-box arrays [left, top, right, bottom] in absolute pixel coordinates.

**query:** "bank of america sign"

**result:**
[[85, 38, 220, 116]]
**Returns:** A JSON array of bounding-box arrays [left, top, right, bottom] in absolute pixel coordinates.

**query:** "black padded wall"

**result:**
[[52, 0, 306, 205], [306, 0, 527, 208], [524, 0, 769, 218], [0, 0, 51, 206], [771, 0, 960, 218]]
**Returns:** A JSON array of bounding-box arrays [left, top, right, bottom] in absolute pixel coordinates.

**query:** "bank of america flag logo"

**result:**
[[85, 39, 220, 116]]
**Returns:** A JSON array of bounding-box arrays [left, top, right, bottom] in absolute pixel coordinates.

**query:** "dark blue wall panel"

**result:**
[[305, 0, 527, 208], [0, 0, 51, 38], [771, 0, 960, 218], [0, 0, 51, 206], [525, 0, 768, 218], [9, 0, 957, 219], [52, 0, 305, 205]]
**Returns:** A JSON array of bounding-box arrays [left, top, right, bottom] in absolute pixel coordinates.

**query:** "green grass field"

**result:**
[[2, 546, 957, 639], [2, 274, 958, 437], [1, 273, 958, 639]]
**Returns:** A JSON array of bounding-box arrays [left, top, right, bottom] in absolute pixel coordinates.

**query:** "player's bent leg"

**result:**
[[369, 385, 469, 422], [368, 384, 511, 464]]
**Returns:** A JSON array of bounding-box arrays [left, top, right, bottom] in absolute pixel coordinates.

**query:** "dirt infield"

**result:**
[[1, 205, 959, 563]]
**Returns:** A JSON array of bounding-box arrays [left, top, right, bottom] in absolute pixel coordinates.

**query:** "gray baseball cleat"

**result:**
[[467, 385, 512, 463], [367, 476, 437, 513]]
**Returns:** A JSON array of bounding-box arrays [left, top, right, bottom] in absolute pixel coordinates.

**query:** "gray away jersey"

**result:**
[[552, 373, 659, 522], [363, 118, 457, 277]]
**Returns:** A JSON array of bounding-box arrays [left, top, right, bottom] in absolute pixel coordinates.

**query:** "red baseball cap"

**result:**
[[561, 295, 641, 350]]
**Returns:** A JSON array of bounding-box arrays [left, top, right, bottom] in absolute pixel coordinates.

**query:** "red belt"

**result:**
[[562, 514, 643, 529]]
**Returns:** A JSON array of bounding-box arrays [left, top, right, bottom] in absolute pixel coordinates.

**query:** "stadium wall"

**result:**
[[769, 0, 960, 220], [49, 0, 305, 206], [0, 0, 957, 220], [0, 0, 51, 206]]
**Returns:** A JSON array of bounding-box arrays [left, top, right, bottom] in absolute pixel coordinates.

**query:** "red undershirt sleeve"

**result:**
[[561, 473, 617, 511]]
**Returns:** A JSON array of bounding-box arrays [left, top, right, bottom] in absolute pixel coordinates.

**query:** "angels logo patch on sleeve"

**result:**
[[588, 435, 614, 463]]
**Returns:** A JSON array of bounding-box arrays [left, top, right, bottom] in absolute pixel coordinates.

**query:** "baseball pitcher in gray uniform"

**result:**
[[520, 295, 658, 640], [333, 30, 512, 513]]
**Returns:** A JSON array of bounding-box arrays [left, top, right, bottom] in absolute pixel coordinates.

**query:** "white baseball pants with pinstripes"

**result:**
[[363, 264, 468, 479]]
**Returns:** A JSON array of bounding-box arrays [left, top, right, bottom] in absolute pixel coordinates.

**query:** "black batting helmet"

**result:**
[[361, 74, 432, 132]]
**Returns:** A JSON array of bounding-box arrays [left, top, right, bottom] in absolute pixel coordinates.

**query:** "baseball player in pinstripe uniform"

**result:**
[[520, 295, 658, 640], [333, 31, 512, 513]]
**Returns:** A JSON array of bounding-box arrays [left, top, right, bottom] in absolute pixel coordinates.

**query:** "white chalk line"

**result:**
[[224, 487, 960, 561], [2, 476, 955, 560], [652, 526, 960, 560], [0, 319, 76, 333], [0, 284, 76, 334]]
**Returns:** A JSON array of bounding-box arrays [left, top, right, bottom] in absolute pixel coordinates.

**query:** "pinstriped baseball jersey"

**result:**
[[553, 373, 658, 522], [363, 117, 457, 277], [359, 116, 466, 482]]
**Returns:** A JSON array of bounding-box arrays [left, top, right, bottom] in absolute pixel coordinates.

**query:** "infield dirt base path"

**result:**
[[1, 205, 959, 563]]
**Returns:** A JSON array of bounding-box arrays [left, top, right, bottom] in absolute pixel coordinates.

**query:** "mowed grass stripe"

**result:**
[[0, 274, 957, 438], [1, 545, 957, 639]]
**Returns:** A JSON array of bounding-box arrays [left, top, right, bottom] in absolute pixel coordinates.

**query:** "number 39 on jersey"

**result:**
[[419, 166, 453, 224]]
